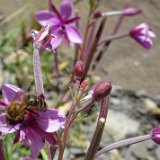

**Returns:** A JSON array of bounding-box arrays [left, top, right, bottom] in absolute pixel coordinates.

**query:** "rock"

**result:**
[[143, 98, 158, 112], [103, 110, 140, 141], [110, 97, 121, 105], [131, 142, 153, 159], [155, 147, 160, 159]]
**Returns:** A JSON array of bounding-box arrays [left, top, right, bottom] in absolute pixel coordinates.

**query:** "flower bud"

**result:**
[[92, 82, 112, 101], [79, 80, 88, 91], [150, 125, 160, 144], [74, 60, 85, 77], [122, 7, 142, 16], [93, 11, 102, 19]]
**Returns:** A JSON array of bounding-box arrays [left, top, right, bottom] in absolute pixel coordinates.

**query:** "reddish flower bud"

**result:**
[[93, 11, 102, 19], [122, 7, 142, 16], [150, 125, 160, 144], [74, 60, 85, 77], [79, 80, 88, 91], [92, 82, 112, 101]]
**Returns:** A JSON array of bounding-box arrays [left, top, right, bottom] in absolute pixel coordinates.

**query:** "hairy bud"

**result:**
[[74, 60, 85, 77], [80, 80, 88, 91], [150, 125, 160, 144], [92, 82, 112, 101]]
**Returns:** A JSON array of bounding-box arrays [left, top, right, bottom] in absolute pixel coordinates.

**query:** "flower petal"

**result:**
[[35, 11, 60, 26], [24, 126, 44, 160], [65, 25, 82, 43], [50, 29, 63, 50], [37, 109, 66, 132], [48, 0, 62, 20], [32, 123, 57, 146], [0, 114, 17, 134], [60, 0, 73, 19], [1, 84, 25, 104], [0, 99, 7, 110]]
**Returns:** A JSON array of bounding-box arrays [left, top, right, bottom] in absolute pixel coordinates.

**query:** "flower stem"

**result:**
[[91, 1, 129, 71], [101, 11, 123, 17], [40, 148, 48, 160], [58, 77, 81, 160], [83, 17, 106, 79], [58, 99, 77, 160], [95, 134, 151, 158], [33, 46, 44, 96], [98, 33, 129, 45], [84, 97, 109, 160], [0, 136, 5, 160]]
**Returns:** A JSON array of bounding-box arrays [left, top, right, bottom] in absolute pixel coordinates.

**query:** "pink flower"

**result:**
[[35, 0, 82, 50], [129, 23, 156, 49], [0, 84, 66, 159]]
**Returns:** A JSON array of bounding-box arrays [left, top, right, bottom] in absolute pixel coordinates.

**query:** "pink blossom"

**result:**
[[35, 0, 82, 50], [0, 84, 66, 159], [129, 23, 156, 49]]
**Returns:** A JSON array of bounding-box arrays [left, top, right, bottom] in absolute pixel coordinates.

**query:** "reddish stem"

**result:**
[[83, 17, 107, 79], [91, 1, 130, 71]]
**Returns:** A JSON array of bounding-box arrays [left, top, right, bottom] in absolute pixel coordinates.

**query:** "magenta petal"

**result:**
[[50, 32, 63, 50], [65, 25, 82, 44], [60, 0, 73, 19], [14, 126, 26, 144], [37, 109, 66, 133], [24, 126, 44, 160], [2, 84, 25, 104], [0, 99, 7, 110], [33, 124, 57, 146], [35, 11, 60, 26], [48, 0, 62, 20], [0, 114, 17, 133]]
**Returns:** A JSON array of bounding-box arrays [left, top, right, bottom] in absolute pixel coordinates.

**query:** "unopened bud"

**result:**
[[93, 11, 102, 19], [122, 7, 142, 16], [80, 80, 88, 91], [150, 125, 160, 144], [74, 60, 85, 77], [92, 82, 112, 101]]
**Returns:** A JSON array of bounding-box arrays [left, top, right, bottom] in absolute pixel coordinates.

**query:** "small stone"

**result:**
[[103, 110, 140, 141], [155, 147, 160, 159], [143, 98, 158, 112], [110, 97, 121, 105], [131, 142, 152, 159]]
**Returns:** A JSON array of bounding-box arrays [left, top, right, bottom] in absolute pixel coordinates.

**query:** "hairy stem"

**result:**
[[95, 134, 151, 158], [33, 46, 44, 96]]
